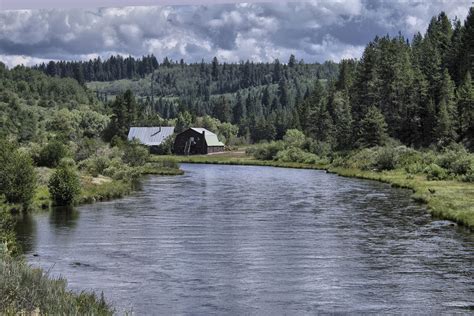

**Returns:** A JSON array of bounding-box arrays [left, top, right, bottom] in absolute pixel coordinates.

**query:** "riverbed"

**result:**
[[16, 164, 474, 314]]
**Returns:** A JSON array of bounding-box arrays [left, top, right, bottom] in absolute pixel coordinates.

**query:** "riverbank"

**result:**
[[1, 162, 183, 314], [150, 152, 474, 230]]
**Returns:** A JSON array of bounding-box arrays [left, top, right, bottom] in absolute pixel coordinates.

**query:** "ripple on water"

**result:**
[[16, 164, 474, 315]]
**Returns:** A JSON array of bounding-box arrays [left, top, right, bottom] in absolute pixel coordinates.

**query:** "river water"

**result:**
[[16, 164, 473, 314]]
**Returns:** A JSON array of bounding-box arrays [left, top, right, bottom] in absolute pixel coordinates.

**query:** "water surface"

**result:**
[[17, 164, 474, 314]]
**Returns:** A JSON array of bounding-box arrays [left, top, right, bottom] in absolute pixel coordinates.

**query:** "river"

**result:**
[[16, 164, 474, 314]]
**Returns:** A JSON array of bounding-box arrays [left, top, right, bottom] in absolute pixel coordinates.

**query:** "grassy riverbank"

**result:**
[[150, 150, 474, 230], [1, 158, 183, 314]]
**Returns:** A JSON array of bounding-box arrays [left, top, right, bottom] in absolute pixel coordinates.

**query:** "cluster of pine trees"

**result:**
[[34, 55, 160, 84], [297, 9, 474, 150]]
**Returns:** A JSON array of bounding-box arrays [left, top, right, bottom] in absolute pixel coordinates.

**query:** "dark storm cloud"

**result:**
[[0, 1, 470, 67]]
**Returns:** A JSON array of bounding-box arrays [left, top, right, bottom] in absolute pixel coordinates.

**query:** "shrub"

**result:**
[[74, 137, 103, 161], [151, 135, 175, 155], [36, 141, 69, 168], [79, 155, 110, 177], [48, 166, 81, 205], [275, 147, 320, 164], [373, 146, 399, 171], [0, 197, 20, 255], [435, 145, 474, 176], [462, 170, 474, 183], [247, 141, 284, 160], [343, 148, 376, 170], [283, 129, 306, 148], [122, 141, 149, 167], [424, 163, 448, 181], [0, 140, 37, 206], [302, 138, 332, 157]]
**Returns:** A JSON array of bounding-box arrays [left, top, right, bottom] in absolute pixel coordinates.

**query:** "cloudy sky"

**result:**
[[0, 0, 471, 67]]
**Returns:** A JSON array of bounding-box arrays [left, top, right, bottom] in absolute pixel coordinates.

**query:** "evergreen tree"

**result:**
[[232, 91, 246, 124], [358, 106, 388, 147], [211, 56, 219, 81], [331, 91, 353, 149], [213, 96, 232, 123], [456, 71, 474, 147]]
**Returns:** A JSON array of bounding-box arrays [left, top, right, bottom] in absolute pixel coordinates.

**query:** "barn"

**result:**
[[174, 128, 225, 155], [128, 126, 175, 152]]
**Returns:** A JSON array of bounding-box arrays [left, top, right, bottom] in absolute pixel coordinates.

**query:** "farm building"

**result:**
[[128, 126, 175, 151], [174, 128, 225, 155]]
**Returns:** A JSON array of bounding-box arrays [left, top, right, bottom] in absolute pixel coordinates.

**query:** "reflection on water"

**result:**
[[16, 164, 474, 314], [14, 212, 36, 253], [49, 206, 79, 231]]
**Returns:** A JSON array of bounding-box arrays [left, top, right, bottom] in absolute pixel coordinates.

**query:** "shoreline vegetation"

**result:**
[[0, 139, 183, 314]]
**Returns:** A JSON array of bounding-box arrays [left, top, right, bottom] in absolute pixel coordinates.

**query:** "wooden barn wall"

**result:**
[[174, 129, 207, 155]]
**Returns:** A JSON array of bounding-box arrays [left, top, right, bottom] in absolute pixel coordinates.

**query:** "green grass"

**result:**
[[0, 252, 113, 315], [151, 152, 474, 229]]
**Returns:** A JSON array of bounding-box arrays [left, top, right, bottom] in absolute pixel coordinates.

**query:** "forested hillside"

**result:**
[[32, 9, 474, 150], [36, 56, 339, 141]]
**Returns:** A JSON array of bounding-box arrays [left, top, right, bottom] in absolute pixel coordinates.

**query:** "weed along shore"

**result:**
[[150, 149, 474, 230]]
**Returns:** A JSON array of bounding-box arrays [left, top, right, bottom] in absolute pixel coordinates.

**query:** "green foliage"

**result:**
[[122, 141, 150, 167], [151, 134, 175, 155], [275, 147, 320, 164], [0, 140, 37, 206], [35, 141, 69, 168], [48, 166, 81, 206], [175, 111, 193, 134], [106, 89, 138, 140], [0, 198, 19, 256], [283, 129, 306, 148], [424, 163, 449, 180], [247, 141, 284, 160], [358, 106, 388, 147], [435, 145, 474, 176], [0, 252, 113, 315], [373, 147, 399, 171]]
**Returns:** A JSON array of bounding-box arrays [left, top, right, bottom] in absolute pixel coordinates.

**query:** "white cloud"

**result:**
[[0, 1, 470, 67]]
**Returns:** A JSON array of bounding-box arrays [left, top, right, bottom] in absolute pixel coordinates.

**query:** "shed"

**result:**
[[128, 126, 175, 148], [174, 128, 225, 155]]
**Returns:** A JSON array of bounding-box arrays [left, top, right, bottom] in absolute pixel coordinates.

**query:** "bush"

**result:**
[[150, 135, 175, 155], [122, 141, 149, 167], [283, 129, 306, 148], [342, 148, 376, 170], [373, 146, 399, 171], [0, 198, 20, 255], [247, 141, 284, 160], [434, 145, 474, 176], [302, 139, 332, 158], [36, 141, 69, 168], [275, 147, 320, 164], [79, 155, 110, 177], [0, 140, 37, 206], [424, 163, 449, 181], [48, 166, 81, 205]]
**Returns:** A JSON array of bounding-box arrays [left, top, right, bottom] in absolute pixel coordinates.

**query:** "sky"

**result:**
[[0, 0, 471, 67]]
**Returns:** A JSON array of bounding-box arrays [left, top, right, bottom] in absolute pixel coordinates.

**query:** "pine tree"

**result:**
[[232, 91, 246, 124], [456, 71, 474, 147], [211, 56, 219, 81], [278, 77, 289, 108], [331, 91, 353, 149], [358, 106, 388, 147], [435, 69, 457, 144]]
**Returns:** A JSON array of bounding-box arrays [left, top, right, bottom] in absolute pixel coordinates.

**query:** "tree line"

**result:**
[[296, 9, 473, 150]]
